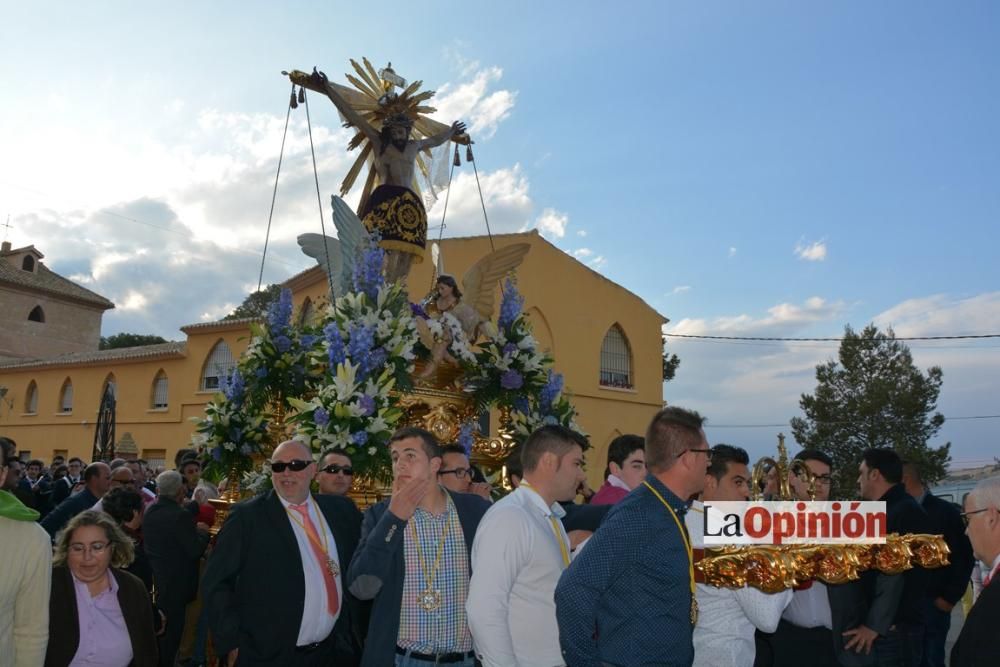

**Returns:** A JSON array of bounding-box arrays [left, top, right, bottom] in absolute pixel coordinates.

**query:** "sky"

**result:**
[[2, 2, 998, 470]]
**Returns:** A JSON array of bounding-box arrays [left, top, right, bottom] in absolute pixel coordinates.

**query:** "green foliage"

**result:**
[[662, 340, 681, 382], [790, 324, 950, 499], [224, 284, 282, 320], [99, 333, 168, 350]]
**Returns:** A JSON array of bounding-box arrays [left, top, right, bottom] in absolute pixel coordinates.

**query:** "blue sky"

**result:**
[[2, 2, 998, 469]]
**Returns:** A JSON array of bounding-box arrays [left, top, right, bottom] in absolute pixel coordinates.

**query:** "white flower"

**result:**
[[367, 446, 377, 455]]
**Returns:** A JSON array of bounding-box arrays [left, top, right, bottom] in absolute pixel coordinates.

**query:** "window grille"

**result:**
[[26, 382, 38, 413], [152, 374, 168, 408], [60, 381, 73, 412], [202, 341, 235, 390], [142, 449, 166, 472], [599, 325, 633, 389]]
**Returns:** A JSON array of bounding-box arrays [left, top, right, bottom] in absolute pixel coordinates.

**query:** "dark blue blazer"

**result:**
[[40, 487, 98, 538], [346, 489, 490, 667]]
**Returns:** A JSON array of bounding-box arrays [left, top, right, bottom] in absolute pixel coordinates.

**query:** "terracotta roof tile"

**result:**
[[0, 342, 185, 370], [0, 260, 114, 309]]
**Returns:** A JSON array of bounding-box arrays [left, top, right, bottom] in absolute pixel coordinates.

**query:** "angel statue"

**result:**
[[414, 243, 531, 379], [289, 63, 468, 284]]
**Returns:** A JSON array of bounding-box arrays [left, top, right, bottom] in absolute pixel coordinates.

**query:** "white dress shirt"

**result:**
[[467, 485, 570, 667], [686, 501, 792, 667], [782, 580, 833, 630], [277, 495, 342, 646]]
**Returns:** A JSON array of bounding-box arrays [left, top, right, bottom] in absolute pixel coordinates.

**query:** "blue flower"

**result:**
[[500, 369, 524, 390], [410, 302, 429, 319], [240, 444, 253, 456], [358, 394, 376, 417], [267, 288, 294, 335], [300, 334, 318, 348], [212, 446, 223, 461], [502, 342, 517, 357], [352, 233, 385, 301], [351, 431, 369, 446], [255, 367, 267, 379], [274, 335, 292, 353], [325, 323, 346, 366], [540, 371, 564, 411], [513, 396, 530, 415], [314, 407, 330, 427], [348, 323, 376, 380], [458, 422, 477, 456], [498, 279, 524, 329], [222, 369, 245, 404]]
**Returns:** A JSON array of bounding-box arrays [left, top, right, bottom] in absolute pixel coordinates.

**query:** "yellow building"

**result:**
[[0, 230, 667, 487]]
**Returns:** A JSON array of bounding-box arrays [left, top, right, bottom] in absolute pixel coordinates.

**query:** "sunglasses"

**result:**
[[270, 459, 313, 473], [321, 464, 353, 476]]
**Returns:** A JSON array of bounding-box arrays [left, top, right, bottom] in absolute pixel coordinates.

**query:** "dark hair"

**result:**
[[645, 406, 706, 473], [794, 449, 833, 470], [901, 461, 924, 485], [179, 457, 201, 471], [436, 274, 463, 300], [862, 448, 903, 484], [440, 444, 469, 458], [68, 457, 84, 466], [83, 462, 106, 483], [174, 448, 195, 469], [378, 121, 412, 155], [706, 444, 749, 481], [52, 464, 69, 479], [521, 425, 589, 473], [102, 487, 144, 526], [605, 434, 644, 477], [0, 437, 13, 466], [321, 450, 352, 465], [26, 458, 43, 469], [389, 426, 442, 461], [505, 448, 524, 482]]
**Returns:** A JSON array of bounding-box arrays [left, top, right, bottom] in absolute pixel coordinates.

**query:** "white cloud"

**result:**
[[795, 239, 828, 262], [533, 208, 569, 239], [671, 285, 692, 295], [433, 66, 517, 140], [572, 248, 593, 259], [577, 230, 588, 237], [670, 296, 845, 337], [430, 165, 533, 237]]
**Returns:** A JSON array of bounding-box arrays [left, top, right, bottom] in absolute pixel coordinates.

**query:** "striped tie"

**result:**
[[290, 503, 339, 615]]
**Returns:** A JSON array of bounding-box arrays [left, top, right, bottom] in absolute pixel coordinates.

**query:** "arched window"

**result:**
[[28, 305, 45, 322], [101, 373, 117, 400], [151, 371, 169, 409], [201, 340, 235, 390], [299, 297, 315, 326], [59, 379, 74, 413], [25, 381, 38, 413], [599, 324, 633, 389], [22, 256, 35, 272]]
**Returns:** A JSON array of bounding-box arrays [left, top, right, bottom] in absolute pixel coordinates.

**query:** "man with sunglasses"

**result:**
[[347, 427, 491, 667], [950, 476, 1000, 666], [318, 451, 355, 497], [203, 440, 365, 666]]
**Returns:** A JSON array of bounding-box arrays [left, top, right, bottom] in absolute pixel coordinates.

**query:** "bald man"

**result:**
[[202, 441, 365, 666]]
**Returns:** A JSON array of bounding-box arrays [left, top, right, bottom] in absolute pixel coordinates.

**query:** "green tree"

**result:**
[[662, 338, 681, 382], [790, 324, 949, 499], [99, 333, 168, 350], [224, 284, 281, 320]]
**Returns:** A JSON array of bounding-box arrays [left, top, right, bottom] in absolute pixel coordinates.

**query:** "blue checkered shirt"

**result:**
[[555, 474, 695, 667]]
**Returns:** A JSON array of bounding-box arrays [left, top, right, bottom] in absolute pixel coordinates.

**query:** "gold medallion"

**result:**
[[418, 587, 442, 612], [691, 597, 699, 626], [327, 559, 340, 577]]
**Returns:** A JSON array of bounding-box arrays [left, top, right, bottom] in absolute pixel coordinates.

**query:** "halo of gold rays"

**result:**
[[289, 58, 469, 214]]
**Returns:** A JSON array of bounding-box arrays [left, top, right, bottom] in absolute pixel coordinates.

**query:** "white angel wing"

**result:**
[[296, 196, 369, 297], [297, 232, 343, 288], [461, 243, 531, 321]]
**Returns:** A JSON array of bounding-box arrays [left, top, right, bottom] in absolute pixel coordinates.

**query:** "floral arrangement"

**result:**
[[192, 369, 270, 478], [287, 234, 419, 478]]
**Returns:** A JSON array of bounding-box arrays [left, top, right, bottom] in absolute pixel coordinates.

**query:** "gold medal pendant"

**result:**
[[690, 597, 699, 626], [327, 559, 340, 577], [418, 588, 442, 612]]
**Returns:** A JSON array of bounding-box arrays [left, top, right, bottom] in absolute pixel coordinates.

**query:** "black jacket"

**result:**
[[40, 488, 98, 538], [202, 491, 364, 666], [45, 566, 158, 667], [346, 489, 490, 667], [142, 495, 210, 606], [950, 575, 1000, 667], [920, 492, 975, 605]]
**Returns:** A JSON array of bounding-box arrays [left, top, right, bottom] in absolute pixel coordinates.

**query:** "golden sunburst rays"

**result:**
[[337, 57, 449, 201]]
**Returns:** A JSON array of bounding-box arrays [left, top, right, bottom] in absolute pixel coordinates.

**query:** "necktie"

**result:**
[[290, 503, 339, 615], [985, 566, 996, 589]]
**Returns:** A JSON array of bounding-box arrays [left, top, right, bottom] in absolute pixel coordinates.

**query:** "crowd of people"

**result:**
[[1, 405, 998, 667]]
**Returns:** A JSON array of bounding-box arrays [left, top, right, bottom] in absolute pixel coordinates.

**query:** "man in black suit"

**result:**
[[143, 469, 211, 667], [840, 448, 929, 667], [951, 476, 1000, 667], [40, 461, 111, 538], [203, 440, 364, 666], [901, 462, 976, 667]]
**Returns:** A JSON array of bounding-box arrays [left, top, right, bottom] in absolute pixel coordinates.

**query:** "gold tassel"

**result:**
[[453, 145, 461, 167]]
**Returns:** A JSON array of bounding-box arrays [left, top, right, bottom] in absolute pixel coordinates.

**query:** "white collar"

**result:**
[[517, 482, 567, 519], [607, 474, 630, 491]]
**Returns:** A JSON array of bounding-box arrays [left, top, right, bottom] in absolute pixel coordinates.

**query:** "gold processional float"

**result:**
[[694, 435, 950, 593], [200, 58, 949, 593]]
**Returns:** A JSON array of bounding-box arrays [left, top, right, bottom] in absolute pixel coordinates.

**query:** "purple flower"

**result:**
[[325, 323, 346, 366], [351, 430, 369, 446], [352, 233, 385, 301], [314, 407, 330, 427], [540, 371, 564, 411], [358, 394, 376, 417], [300, 334, 318, 348], [240, 444, 253, 455], [500, 369, 524, 390], [212, 446, 223, 461], [458, 422, 477, 456], [502, 342, 518, 357], [267, 288, 294, 335], [410, 302, 429, 319], [348, 323, 376, 380], [498, 279, 524, 329], [274, 335, 292, 353], [222, 369, 245, 404], [513, 396, 530, 415]]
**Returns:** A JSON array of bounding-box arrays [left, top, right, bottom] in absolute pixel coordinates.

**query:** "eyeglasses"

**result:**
[[321, 464, 353, 476], [270, 459, 312, 473], [439, 467, 471, 480], [69, 541, 110, 556], [961, 508, 988, 527], [812, 475, 833, 486]]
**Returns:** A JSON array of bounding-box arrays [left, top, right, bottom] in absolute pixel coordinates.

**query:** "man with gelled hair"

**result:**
[[590, 434, 645, 506]]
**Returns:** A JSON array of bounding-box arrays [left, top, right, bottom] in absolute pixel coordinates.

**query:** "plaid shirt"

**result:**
[[397, 493, 473, 653]]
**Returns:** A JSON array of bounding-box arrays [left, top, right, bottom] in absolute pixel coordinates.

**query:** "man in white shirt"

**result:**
[[203, 440, 364, 666], [688, 444, 792, 667], [467, 425, 588, 667]]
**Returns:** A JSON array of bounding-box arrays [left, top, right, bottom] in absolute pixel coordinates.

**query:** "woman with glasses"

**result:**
[[45, 510, 158, 667]]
